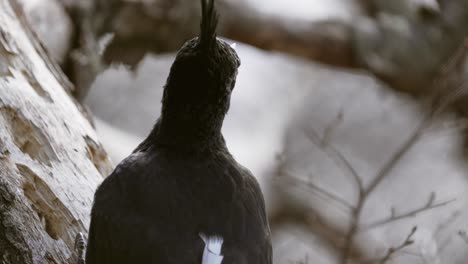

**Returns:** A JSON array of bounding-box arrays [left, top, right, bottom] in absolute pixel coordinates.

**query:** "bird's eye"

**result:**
[[230, 43, 237, 50]]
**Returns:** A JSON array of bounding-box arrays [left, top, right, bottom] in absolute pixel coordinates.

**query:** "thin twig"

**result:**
[[282, 172, 355, 212], [303, 113, 364, 195], [361, 227, 418, 264], [275, 152, 354, 212], [361, 196, 456, 231], [377, 226, 418, 264], [305, 129, 364, 193], [364, 115, 431, 198]]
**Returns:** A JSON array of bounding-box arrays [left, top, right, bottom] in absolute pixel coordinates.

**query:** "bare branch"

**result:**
[[339, 113, 430, 264], [363, 115, 430, 198], [280, 172, 354, 212], [361, 195, 456, 231], [375, 226, 418, 264], [70, 4, 112, 101], [431, 39, 468, 115], [302, 111, 364, 195], [274, 151, 354, 212], [339, 43, 468, 264], [273, 36, 467, 264], [337, 114, 427, 263], [268, 203, 368, 263]]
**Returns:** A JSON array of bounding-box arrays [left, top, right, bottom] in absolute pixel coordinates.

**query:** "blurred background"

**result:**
[[19, 0, 468, 263]]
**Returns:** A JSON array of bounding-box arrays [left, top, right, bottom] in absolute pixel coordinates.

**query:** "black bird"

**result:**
[[85, 0, 272, 263]]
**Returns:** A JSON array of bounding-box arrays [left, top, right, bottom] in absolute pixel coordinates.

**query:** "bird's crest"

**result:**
[[199, 0, 219, 51]]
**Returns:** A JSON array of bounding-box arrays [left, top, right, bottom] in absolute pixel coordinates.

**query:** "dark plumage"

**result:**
[[85, 0, 272, 263]]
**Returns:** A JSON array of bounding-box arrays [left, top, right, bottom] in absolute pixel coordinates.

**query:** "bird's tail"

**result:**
[[200, 233, 224, 264]]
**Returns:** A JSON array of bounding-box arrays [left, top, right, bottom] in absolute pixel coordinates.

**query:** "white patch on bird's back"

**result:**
[[200, 233, 224, 264]]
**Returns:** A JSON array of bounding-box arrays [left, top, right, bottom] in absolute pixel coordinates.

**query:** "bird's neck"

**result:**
[[145, 106, 227, 150]]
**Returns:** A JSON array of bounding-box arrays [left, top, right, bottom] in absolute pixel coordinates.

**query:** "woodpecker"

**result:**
[[85, 0, 272, 263]]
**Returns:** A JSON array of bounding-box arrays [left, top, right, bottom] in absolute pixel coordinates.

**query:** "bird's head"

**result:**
[[160, 0, 240, 137]]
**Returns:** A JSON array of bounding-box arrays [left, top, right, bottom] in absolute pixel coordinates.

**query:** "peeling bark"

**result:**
[[0, 0, 112, 263]]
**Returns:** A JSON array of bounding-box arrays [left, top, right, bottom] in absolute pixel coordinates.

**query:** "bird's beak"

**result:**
[[230, 43, 237, 50]]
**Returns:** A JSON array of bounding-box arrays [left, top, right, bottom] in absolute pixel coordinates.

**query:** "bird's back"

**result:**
[[86, 145, 272, 264]]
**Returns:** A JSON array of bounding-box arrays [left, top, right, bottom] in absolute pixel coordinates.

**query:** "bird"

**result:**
[[85, 0, 272, 263]]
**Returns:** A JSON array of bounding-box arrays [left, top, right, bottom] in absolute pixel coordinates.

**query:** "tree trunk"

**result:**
[[0, 0, 112, 263]]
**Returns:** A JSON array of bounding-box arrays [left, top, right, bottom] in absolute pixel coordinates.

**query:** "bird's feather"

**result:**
[[199, 0, 219, 51], [200, 233, 224, 264]]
